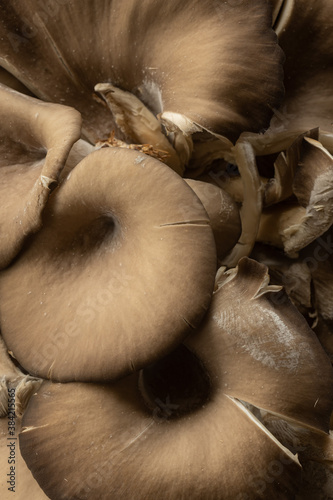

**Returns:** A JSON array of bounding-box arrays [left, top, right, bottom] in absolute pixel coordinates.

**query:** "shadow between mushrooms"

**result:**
[[0, 147, 217, 382]]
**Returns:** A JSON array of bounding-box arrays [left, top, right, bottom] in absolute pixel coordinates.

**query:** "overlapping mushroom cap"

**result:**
[[0, 0, 284, 147], [0, 147, 217, 382], [0, 83, 81, 270], [18, 258, 333, 499]]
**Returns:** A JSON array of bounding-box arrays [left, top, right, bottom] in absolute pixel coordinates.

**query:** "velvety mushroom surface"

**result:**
[[0, 0, 284, 146], [0, 84, 81, 270], [0, 147, 217, 382], [19, 258, 333, 500]]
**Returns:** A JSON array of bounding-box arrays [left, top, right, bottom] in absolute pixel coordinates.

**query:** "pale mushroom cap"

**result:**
[[0, 147, 217, 382], [0, 0, 284, 143], [0, 84, 81, 270], [19, 376, 301, 500]]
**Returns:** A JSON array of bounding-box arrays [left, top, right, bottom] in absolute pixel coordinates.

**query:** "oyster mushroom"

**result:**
[[18, 258, 333, 499], [0, 147, 217, 382], [0, 0, 284, 163], [0, 83, 81, 270]]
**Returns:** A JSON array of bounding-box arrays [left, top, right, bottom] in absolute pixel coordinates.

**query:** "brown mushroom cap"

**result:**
[[0, 0, 284, 144], [185, 257, 333, 433], [19, 375, 301, 500], [0, 147, 217, 382], [0, 83, 81, 270]]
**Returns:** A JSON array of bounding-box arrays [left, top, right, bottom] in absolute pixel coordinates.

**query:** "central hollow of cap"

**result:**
[[139, 344, 211, 420]]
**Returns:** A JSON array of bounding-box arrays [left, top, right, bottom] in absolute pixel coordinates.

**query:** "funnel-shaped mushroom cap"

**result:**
[[0, 0, 284, 143], [19, 376, 301, 500], [0, 147, 216, 382], [185, 258, 333, 433], [0, 84, 81, 270]]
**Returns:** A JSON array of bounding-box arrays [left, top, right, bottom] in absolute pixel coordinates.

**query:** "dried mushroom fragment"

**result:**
[[0, 147, 217, 382], [0, 84, 81, 270]]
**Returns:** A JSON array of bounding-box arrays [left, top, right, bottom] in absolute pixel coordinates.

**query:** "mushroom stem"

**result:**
[[221, 140, 263, 267]]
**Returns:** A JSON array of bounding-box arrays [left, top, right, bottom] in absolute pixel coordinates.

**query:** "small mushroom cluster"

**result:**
[[1, 1, 333, 499]]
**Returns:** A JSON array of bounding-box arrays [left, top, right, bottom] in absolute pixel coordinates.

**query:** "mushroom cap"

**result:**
[[0, 0, 284, 143], [0, 147, 217, 382], [0, 83, 81, 270], [0, 416, 49, 499], [185, 257, 333, 433], [19, 375, 301, 500]]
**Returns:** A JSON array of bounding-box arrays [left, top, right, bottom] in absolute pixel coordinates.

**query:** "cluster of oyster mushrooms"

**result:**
[[1, 0, 333, 498]]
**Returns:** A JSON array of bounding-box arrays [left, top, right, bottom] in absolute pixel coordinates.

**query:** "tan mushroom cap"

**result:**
[[0, 416, 49, 499], [0, 0, 284, 144], [0, 84, 81, 270], [185, 258, 333, 433], [185, 179, 241, 259], [19, 376, 301, 500], [0, 147, 217, 382]]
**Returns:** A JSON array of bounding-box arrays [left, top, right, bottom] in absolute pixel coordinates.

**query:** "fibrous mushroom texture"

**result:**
[[0, 147, 217, 382], [1, 1, 333, 499]]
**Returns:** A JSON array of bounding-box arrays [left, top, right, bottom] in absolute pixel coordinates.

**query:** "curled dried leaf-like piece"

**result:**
[[0, 84, 81, 270]]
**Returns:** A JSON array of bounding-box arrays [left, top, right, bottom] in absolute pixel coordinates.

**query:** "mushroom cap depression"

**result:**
[[0, 147, 217, 382], [0, 0, 284, 143], [0, 83, 81, 270], [19, 376, 301, 500]]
